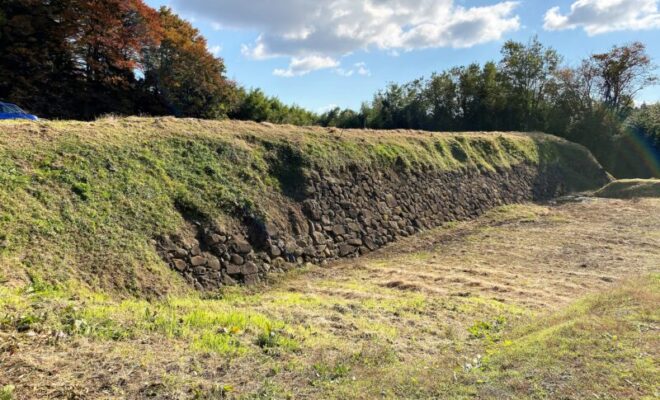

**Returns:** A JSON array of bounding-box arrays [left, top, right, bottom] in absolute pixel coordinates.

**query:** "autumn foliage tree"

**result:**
[[0, 1, 235, 119], [591, 42, 657, 113], [141, 7, 236, 119], [71, 0, 161, 118]]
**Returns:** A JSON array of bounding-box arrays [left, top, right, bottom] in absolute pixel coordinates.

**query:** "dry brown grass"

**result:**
[[0, 117, 557, 145], [1, 197, 658, 399]]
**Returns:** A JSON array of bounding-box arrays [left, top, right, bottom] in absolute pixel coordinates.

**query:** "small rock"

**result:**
[[226, 264, 242, 275], [222, 274, 238, 285], [364, 237, 377, 251], [244, 274, 259, 285], [230, 254, 245, 265], [332, 225, 346, 236], [208, 234, 226, 245], [312, 231, 326, 245], [234, 241, 252, 254], [385, 194, 398, 208], [339, 244, 356, 257], [207, 256, 221, 271], [172, 259, 188, 272], [181, 237, 199, 250], [190, 255, 206, 267], [268, 245, 282, 257], [242, 262, 259, 275], [214, 244, 228, 255]]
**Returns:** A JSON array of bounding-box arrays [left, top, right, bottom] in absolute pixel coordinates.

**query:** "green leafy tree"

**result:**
[[627, 103, 660, 151], [477, 61, 506, 130], [424, 72, 458, 131], [231, 88, 317, 125], [0, 0, 80, 117], [319, 107, 364, 128], [499, 36, 561, 131]]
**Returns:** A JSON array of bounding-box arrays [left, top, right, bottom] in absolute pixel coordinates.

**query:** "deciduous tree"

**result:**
[[499, 36, 561, 131], [142, 7, 236, 119], [589, 42, 656, 113]]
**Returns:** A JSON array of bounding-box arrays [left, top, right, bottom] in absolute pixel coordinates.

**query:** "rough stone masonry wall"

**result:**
[[158, 162, 567, 290]]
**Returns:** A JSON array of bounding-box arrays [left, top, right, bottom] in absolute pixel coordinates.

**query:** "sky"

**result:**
[[145, 0, 660, 112]]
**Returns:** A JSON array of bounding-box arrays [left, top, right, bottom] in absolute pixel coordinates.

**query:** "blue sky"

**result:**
[[146, 0, 660, 112]]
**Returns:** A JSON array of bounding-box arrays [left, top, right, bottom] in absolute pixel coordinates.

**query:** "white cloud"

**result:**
[[173, 0, 521, 76], [241, 38, 272, 60], [207, 44, 222, 57], [334, 68, 355, 77], [273, 55, 340, 77], [355, 62, 371, 76], [544, 0, 660, 35], [334, 62, 372, 78]]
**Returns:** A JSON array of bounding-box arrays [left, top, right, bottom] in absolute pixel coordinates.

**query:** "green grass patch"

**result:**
[[452, 274, 660, 398], [0, 283, 299, 357], [594, 178, 660, 199], [0, 385, 14, 400]]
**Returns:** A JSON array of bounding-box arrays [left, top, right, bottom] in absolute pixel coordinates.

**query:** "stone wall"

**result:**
[[157, 162, 572, 289]]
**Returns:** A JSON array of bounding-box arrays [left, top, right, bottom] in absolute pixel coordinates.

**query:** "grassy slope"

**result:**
[[0, 117, 606, 296], [594, 179, 660, 199], [453, 276, 659, 399]]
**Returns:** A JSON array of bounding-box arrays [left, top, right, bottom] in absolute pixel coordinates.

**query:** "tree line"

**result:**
[[0, 0, 319, 122], [0, 0, 237, 119], [0, 1, 658, 177], [318, 39, 659, 178]]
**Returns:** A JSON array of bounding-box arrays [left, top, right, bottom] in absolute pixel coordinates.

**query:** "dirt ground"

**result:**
[[1, 197, 658, 399]]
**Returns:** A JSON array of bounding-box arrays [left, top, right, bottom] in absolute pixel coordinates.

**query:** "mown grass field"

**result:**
[[1, 197, 658, 399]]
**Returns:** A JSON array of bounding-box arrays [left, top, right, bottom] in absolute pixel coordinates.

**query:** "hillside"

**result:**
[[0, 117, 609, 296], [0, 118, 657, 399]]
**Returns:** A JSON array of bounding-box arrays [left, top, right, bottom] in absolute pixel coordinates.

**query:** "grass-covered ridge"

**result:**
[[0, 117, 606, 294], [451, 274, 659, 399], [594, 179, 660, 199]]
